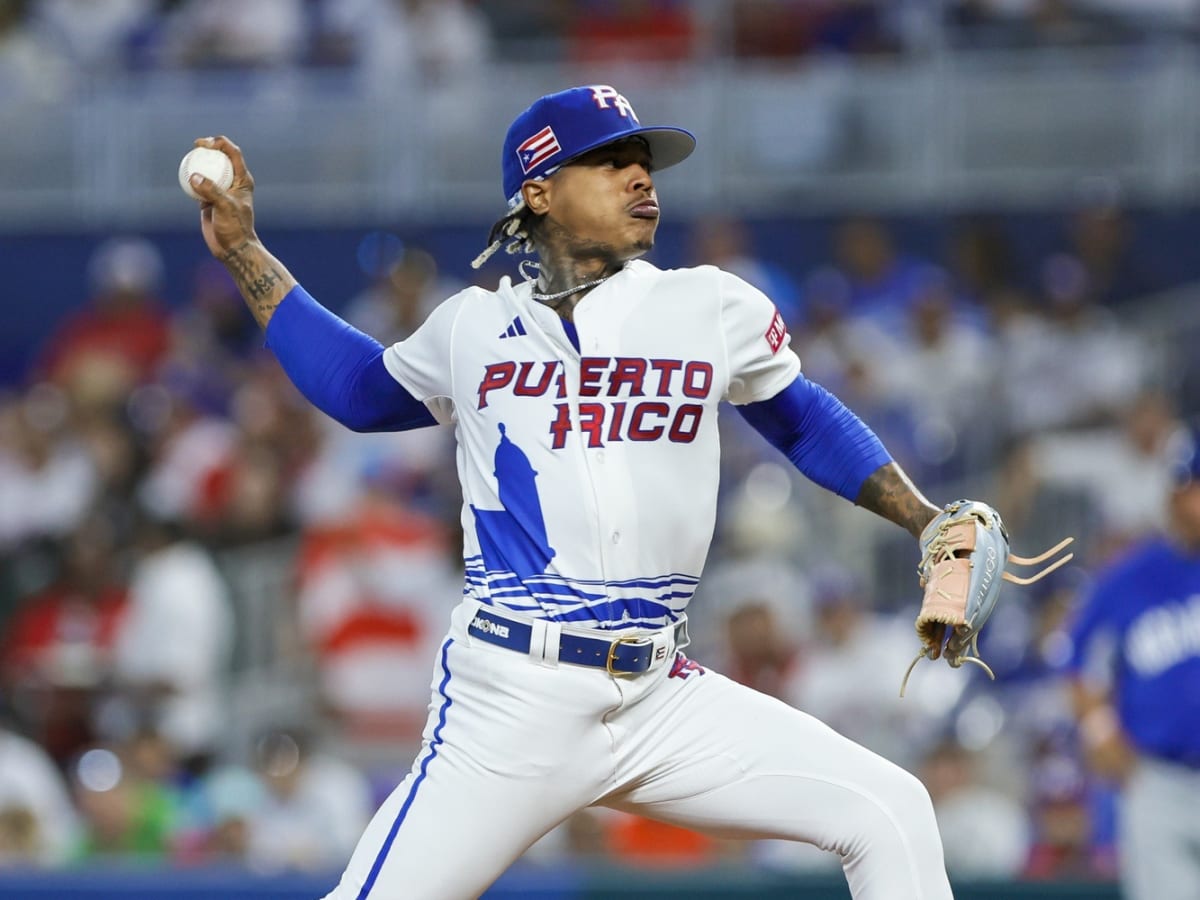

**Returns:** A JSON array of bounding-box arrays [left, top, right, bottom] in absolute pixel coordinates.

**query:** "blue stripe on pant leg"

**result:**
[[357, 638, 455, 900]]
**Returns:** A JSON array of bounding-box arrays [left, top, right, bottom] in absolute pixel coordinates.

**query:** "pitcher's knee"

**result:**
[[853, 760, 940, 849], [888, 762, 938, 819], [895, 765, 936, 813], [838, 761, 953, 897]]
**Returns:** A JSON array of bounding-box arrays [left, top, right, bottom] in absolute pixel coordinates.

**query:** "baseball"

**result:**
[[178, 146, 234, 200]]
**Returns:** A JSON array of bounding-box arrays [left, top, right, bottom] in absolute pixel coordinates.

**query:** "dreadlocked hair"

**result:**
[[471, 201, 538, 270]]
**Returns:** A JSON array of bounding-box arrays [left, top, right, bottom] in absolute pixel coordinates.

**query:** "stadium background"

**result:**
[[1, 1, 1197, 897]]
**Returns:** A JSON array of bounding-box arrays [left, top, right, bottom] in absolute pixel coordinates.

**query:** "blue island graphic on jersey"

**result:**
[[471, 423, 556, 580]]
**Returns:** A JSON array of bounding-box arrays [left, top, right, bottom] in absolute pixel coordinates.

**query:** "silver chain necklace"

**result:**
[[530, 270, 620, 303]]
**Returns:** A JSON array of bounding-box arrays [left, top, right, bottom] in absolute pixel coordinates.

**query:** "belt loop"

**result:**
[[527, 618, 562, 668], [528, 618, 549, 665], [674, 617, 690, 652], [462, 598, 483, 632], [541, 621, 562, 669]]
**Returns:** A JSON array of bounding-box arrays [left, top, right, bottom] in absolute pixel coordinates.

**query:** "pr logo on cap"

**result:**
[[516, 125, 562, 175], [500, 85, 697, 209], [515, 88, 638, 177], [589, 85, 638, 120]]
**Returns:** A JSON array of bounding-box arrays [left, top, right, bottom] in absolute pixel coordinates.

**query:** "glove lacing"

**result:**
[[900, 635, 996, 698]]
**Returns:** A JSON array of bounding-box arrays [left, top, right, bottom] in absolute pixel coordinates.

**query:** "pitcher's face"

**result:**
[[525, 139, 660, 263]]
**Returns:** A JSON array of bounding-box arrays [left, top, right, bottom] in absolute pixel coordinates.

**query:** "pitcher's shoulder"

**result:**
[[428, 282, 507, 317], [627, 260, 729, 289]]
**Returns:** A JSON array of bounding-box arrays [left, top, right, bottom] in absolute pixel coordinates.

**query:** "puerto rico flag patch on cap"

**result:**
[[765, 309, 788, 354], [517, 125, 562, 174]]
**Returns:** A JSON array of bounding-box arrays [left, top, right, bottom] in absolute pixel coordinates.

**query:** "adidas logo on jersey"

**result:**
[[499, 316, 527, 339]]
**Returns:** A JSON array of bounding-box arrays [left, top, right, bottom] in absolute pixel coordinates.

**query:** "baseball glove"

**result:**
[[899, 499, 1074, 697]]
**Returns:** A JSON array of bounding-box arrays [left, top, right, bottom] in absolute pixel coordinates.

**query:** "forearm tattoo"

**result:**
[[222, 241, 288, 327], [855, 462, 940, 539]]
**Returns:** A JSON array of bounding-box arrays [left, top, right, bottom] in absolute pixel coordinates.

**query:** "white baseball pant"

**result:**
[[322, 600, 954, 900]]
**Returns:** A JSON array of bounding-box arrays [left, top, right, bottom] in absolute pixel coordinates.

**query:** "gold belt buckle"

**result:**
[[606, 636, 652, 676]]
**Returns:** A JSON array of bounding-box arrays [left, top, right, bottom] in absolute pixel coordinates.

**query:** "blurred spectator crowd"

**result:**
[[2, 0, 1199, 102], [0, 233, 466, 871], [0, 195, 1191, 882], [0, 0, 1192, 887]]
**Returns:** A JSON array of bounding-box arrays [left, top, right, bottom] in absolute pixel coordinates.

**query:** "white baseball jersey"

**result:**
[[382, 260, 800, 632], [327, 260, 954, 900]]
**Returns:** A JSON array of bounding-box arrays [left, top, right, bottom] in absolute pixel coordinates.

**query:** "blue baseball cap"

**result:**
[[501, 85, 696, 210]]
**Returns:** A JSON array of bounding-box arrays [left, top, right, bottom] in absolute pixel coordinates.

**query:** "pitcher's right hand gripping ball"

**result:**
[[180, 137, 258, 260], [899, 500, 1074, 696]]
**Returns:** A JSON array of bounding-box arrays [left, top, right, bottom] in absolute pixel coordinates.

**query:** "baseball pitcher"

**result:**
[[185, 85, 1061, 900]]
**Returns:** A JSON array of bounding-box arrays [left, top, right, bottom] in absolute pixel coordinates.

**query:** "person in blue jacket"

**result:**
[[1064, 423, 1200, 900]]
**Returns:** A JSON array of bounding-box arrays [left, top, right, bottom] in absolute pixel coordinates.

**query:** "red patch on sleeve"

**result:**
[[764, 310, 788, 354]]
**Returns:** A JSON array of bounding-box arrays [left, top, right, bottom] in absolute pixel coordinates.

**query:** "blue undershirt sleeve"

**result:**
[[263, 285, 437, 433], [737, 374, 892, 502]]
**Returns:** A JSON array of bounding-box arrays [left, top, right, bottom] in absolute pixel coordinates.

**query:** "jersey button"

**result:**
[[596, 451, 606, 463], [611, 531, 621, 544]]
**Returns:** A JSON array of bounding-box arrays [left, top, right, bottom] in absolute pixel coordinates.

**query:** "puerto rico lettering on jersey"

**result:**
[[476, 356, 715, 449], [381, 261, 803, 629]]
